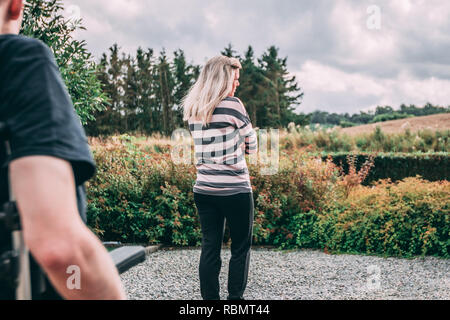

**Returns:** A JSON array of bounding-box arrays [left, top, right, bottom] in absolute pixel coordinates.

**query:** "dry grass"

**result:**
[[88, 132, 180, 149], [339, 113, 450, 136]]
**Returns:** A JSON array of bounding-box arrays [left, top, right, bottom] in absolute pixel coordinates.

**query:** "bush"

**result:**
[[86, 137, 201, 246], [86, 138, 348, 247], [317, 151, 450, 184], [339, 120, 357, 128], [284, 177, 449, 258], [86, 136, 449, 258], [369, 112, 414, 123]]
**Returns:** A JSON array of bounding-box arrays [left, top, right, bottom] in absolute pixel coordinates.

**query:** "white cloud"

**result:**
[[295, 60, 450, 114]]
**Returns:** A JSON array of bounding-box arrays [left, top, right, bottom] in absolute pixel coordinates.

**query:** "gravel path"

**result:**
[[120, 248, 449, 300]]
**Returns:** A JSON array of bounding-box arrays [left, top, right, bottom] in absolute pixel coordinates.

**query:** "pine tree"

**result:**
[[88, 43, 306, 135], [259, 46, 303, 128], [135, 47, 156, 133], [85, 44, 124, 135], [108, 44, 124, 115], [122, 53, 139, 132], [236, 46, 270, 127], [155, 50, 175, 135], [173, 49, 200, 129], [221, 43, 240, 58]]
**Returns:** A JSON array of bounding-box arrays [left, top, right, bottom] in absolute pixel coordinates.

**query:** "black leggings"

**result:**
[[193, 192, 254, 300]]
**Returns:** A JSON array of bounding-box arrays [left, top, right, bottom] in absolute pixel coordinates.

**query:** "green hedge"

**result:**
[[282, 177, 449, 258], [318, 152, 450, 184]]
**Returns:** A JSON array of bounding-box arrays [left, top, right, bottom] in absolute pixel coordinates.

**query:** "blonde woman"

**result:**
[[182, 56, 258, 300]]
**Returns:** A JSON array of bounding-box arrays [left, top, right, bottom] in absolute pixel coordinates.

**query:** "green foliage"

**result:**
[[86, 140, 201, 245], [339, 120, 357, 128], [86, 43, 305, 135], [286, 177, 449, 258], [318, 151, 450, 184], [155, 49, 177, 136], [283, 125, 449, 153], [311, 104, 450, 127], [369, 112, 414, 123], [85, 45, 199, 136], [86, 138, 449, 258], [86, 139, 344, 247], [20, 0, 108, 125], [255, 45, 304, 128]]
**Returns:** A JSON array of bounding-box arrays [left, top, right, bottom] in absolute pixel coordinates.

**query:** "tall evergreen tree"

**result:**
[[236, 46, 270, 127], [155, 50, 175, 135], [221, 43, 240, 58], [85, 44, 124, 135], [172, 49, 200, 129], [135, 47, 156, 133], [122, 53, 139, 131], [88, 44, 309, 135], [259, 46, 303, 128], [107, 44, 124, 115]]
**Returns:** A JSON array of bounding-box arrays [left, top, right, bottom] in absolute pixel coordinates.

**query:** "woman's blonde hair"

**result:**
[[182, 55, 242, 126]]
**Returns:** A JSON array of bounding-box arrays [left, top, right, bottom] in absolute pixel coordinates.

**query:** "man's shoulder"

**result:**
[[0, 34, 48, 52], [0, 34, 53, 63]]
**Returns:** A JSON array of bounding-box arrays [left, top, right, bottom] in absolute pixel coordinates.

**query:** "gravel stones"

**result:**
[[120, 248, 449, 300]]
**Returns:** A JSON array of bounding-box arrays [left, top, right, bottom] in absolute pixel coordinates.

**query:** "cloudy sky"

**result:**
[[66, 0, 450, 116]]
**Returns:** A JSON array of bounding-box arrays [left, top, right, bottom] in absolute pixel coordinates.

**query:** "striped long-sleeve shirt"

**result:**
[[188, 96, 258, 196]]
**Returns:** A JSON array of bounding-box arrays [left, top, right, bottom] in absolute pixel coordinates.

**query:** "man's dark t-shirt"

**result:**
[[0, 34, 96, 265]]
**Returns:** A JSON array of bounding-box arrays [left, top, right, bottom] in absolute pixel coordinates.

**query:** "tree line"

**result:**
[[310, 103, 450, 128], [84, 44, 306, 136], [86, 40, 449, 136]]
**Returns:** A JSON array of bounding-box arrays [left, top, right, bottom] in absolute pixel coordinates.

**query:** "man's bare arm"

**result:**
[[10, 155, 126, 299]]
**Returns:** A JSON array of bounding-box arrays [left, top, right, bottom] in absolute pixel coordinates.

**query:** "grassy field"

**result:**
[[89, 113, 450, 154], [339, 113, 450, 136]]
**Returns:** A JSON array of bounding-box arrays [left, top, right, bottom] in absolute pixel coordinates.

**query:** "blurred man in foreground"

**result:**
[[0, 0, 126, 299]]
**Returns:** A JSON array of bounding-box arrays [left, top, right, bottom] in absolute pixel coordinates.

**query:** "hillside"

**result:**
[[339, 113, 450, 136]]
